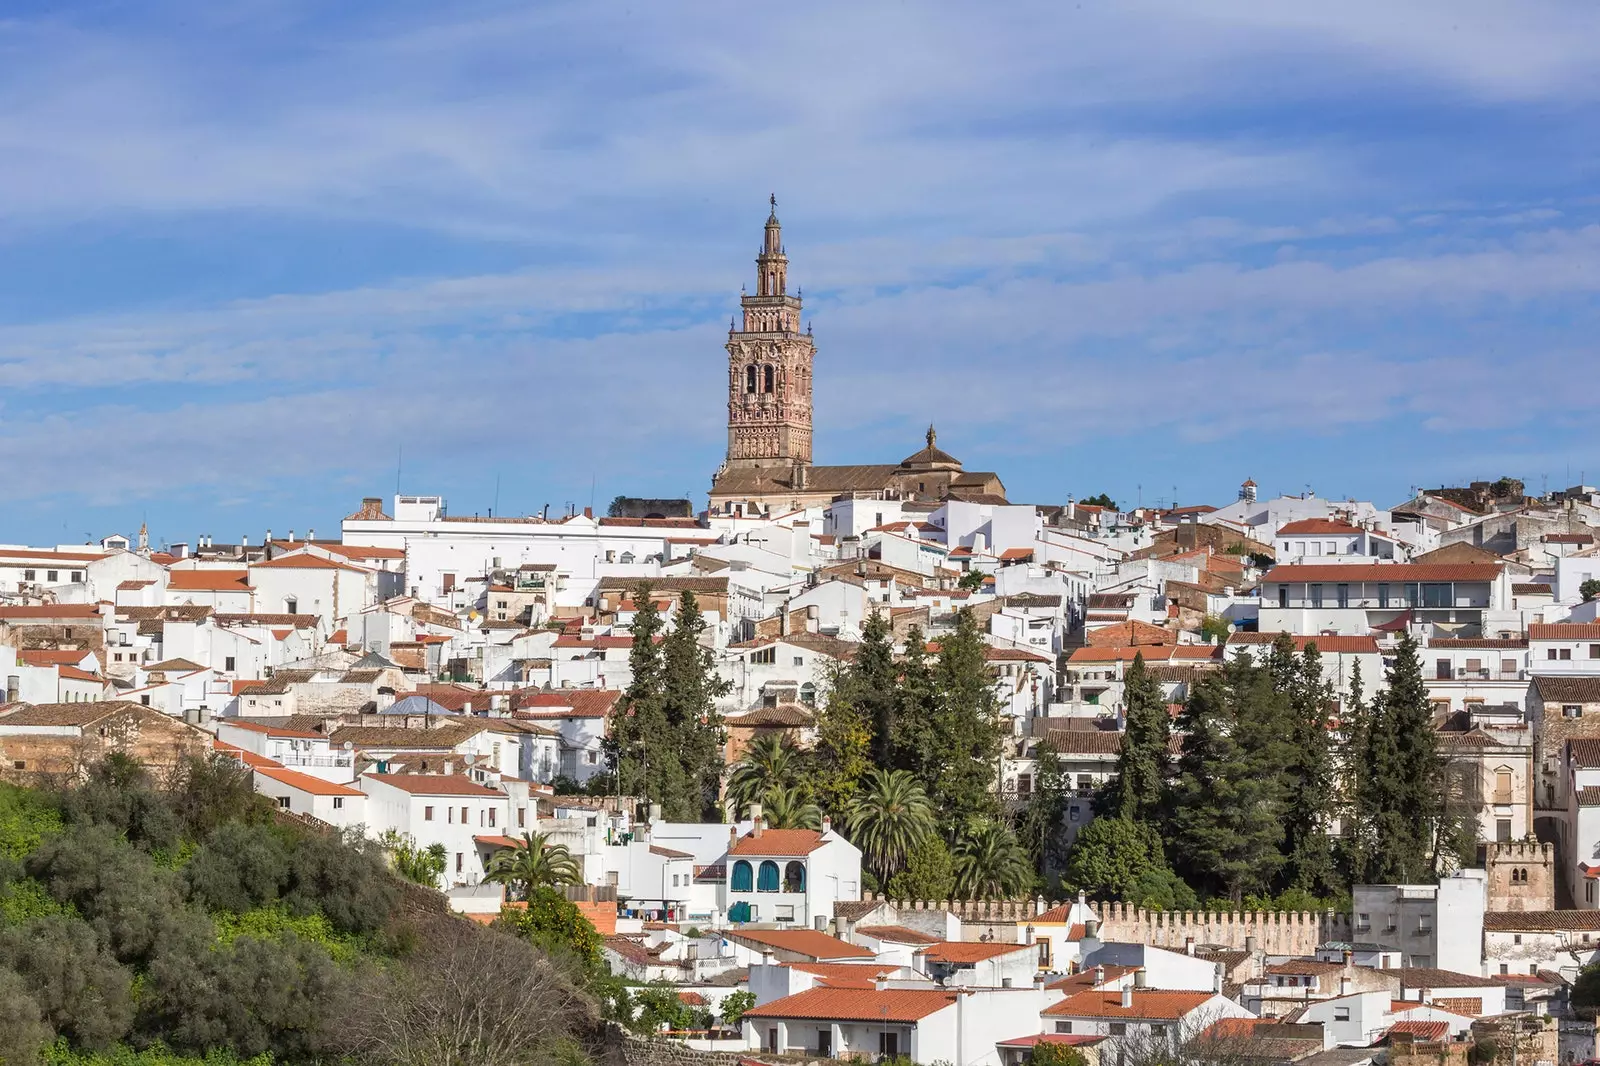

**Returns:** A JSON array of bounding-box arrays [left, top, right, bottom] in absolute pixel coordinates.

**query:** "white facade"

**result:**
[[1351, 871, 1487, 974], [358, 773, 513, 889]]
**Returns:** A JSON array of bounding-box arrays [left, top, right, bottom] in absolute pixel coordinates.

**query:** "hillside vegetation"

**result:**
[[0, 755, 595, 1066]]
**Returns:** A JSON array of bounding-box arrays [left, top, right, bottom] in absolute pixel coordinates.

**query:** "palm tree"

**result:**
[[725, 734, 799, 814], [484, 831, 581, 899], [951, 820, 1033, 900], [760, 784, 823, 830], [845, 768, 935, 883], [380, 830, 449, 888]]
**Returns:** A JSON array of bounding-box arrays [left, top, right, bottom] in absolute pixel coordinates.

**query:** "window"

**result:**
[[757, 861, 780, 892], [1589, 881, 1596, 905], [1109, 1023, 1126, 1036], [1039, 940, 1052, 967], [1513, 934, 1522, 945], [455, 853, 463, 873], [1310, 583, 1323, 608], [1405, 583, 1420, 606], [1413, 956, 1431, 968], [745, 365, 757, 393], [800, 682, 816, 706], [10, 761, 23, 771], [1503, 658, 1517, 674], [461, 806, 469, 823], [764, 365, 775, 393], [1055, 1022, 1073, 1034], [1356, 912, 1370, 930], [488, 808, 497, 827], [71, 571, 82, 582], [1337, 584, 1349, 608], [1335, 1007, 1350, 1022], [1278, 586, 1288, 609], [46, 570, 58, 582], [1565, 705, 1583, 719], [793, 656, 804, 667], [277, 796, 290, 809], [496, 600, 507, 609], [140, 695, 150, 706], [517, 808, 526, 828], [1069, 804, 1081, 822], [21, 570, 33, 581], [285, 597, 298, 615], [224, 656, 235, 672], [1378, 583, 1390, 608], [731, 861, 753, 892], [1561, 648, 1573, 661], [750, 647, 776, 665], [1550, 649, 1559, 661], [1421, 583, 1452, 608], [447, 808, 453, 824], [1591, 644, 1600, 659], [333, 797, 344, 810], [783, 860, 806, 892]]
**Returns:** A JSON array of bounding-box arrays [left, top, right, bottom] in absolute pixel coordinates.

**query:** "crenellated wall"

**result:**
[[859, 893, 1350, 956]]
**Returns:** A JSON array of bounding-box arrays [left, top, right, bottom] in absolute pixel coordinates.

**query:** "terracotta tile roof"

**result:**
[[475, 834, 522, 849], [0, 604, 102, 619], [219, 719, 325, 740], [1569, 740, 1600, 768], [985, 646, 1053, 663], [1229, 633, 1379, 654], [117, 579, 155, 590], [213, 740, 281, 769], [252, 554, 369, 572], [1430, 637, 1528, 649], [786, 962, 900, 988], [1262, 563, 1502, 583], [1542, 533, 1594, 544], [1513, 584, 1554, 595], [330, 724, 486, 750], [726, 705, 815, 728], [167, 569, 252, 592], [360, 773, 503, 797], [1432, 997, 1482, 1016], [1267, 958, 1347, 976], [1578, 788, 1600, 808], [1084, 620, 1172, 648], [0, 549, 103, 563], [1171, 645, 1226, 660], [1533, 676, 1600, 703], [832, 900, 884, 923], [510, 689, 621, 719], [58, 666, 103, 683], [854, 925, 942, 945], [997, 1034, 1108, 1049], [1275, 519, 1367, 535], [1045, 989, 1215, 1020], [1047, 965, 1139, 991], [1388, 1021, 1449, 1042], [744, 987, 956, 1023], [1040, 729, 1123, 756], [1531, 624, 1600, 641], [1484, 910, 1600, 932], [918, 940, 1032, 963], [727, 929, 872, 961], [255, 764, 364, 797], [1396, 967, 1504, 989], [17, 649, 93, 667], [649, 845, 694, 860], [145, 658, 205, 673], [729, 828, 828, 857], [998, 547, 1034, 561], [1068, 646, 1173, 664], [0, 700, 151, 728]]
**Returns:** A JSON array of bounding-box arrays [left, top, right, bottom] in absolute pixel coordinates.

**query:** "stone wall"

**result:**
[[857, 894, 1350, 956], [1486, 840, 1556, 912]]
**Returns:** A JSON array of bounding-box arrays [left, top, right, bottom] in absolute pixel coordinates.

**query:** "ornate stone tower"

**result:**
[[724, 196, 815, 471]]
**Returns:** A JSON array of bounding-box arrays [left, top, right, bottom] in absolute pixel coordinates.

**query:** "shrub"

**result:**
[[0, 916, 135, 1050], [282, 830, 398, 937], [185, 825, 289, 914], [0, 966, 54, 1066]]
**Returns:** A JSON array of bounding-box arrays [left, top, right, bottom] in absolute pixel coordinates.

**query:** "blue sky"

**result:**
[[2, 1, 1599, 547]]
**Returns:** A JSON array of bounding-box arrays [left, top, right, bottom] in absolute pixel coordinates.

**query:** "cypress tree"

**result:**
[[659, 591, 732, 821], [1168, 650, 1288, 903], [1105, 654, 1169, 822], [890, 626, 938, 779], [1336, 658, 1371, 885], [811, 659, 874, 819], [926, 609, 1004, 824], [1281, 641, 1336, 894], [607, 584, 668, 804], [851, 611, 900, 765], [1364, 632, 1442, 882]]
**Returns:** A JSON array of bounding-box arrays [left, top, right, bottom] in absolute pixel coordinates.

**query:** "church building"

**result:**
[[708, 199, 1006, 517]]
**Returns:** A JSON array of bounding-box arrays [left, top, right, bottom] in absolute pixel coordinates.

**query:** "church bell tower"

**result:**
[[724, 196, 815, 471]]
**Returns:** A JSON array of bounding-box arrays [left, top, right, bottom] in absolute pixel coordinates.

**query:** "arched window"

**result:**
[[783, 861, 806, 892], [731, 860, 753, 892], [746, 365, 757, 393], [757, 860, 780, 892], [764, 365, 775, 393], [800, 682, 816, 707]]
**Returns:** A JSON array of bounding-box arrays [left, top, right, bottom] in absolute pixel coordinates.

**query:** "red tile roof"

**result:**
[[1263, 563, 1501, 583], [168, 569, 252, 592], [58, 666, 103, 683], [214, 740, 282, 769], [854, 925, 943, 945], [744, 987, 956, 1023], [1229, 632, 1380, 654], [1531, 623, 1600, 641], [219, 719, 325, 740], [918, 941, 1033, 963], [786, 962, 900, 988], [255, 764, 364, 797], [1388, 1021, 1449, 1042], [17, 649, 94, 667], [729, 829, 828, 857], [0, 604, 102, 619], [361, 773, 503, 797], [727, 929, 872, 960], [252, 554, 368, 572], [1276, 519, 1367, 535], [1045, 990, 1215, 1019]]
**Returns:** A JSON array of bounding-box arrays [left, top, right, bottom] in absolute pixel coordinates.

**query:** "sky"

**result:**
[[2, 1, 1599, 547]]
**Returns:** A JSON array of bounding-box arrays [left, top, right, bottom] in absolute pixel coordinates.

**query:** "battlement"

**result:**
[[857, 894, 1350, 955], [1485, 840, 1554, 862], [1485, 842, 1555, 912]]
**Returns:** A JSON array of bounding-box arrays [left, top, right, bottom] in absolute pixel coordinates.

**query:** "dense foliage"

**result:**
[[0, 756, 593, 1066]]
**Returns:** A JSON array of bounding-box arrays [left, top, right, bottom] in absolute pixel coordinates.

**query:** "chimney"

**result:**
[[750, 802, 763, 836], [1185, 936, 1195, 956], [1085, 917, 1100, 940], [1246, 935, 1259, 954], [307, 528, 314, 541], [583, 506, 593, 519], [1213, 965, 1223, 994], [1121, 984, 1133, 1009], [729, 825, 738, 852], [762, 949, 774, 966], [1340, 976, 1353, 995], [241, 534, 249, 547], [821, 815, 832, 836], [1033, 974, 1046, 990], [875, 976, 888, 992], [288, 529, 295, 542], [648, 803, 661, 823], [1343, 950, 1354, 971], [265, 528, 272, 544], [1134, 968, 1147, 989], [1078, 890, 1087, 907], [1023, 924, 1035, 946], [1094, 965, 1105, 985]]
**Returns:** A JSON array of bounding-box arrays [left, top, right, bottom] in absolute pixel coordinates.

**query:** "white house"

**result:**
[[358, 772, 513, 889], [1274, 518, 1400, 563], [253, 764, 366, 828], [1040, 988, 1252, 1047], [248, 552, 383, 633], [724, 822, 862, 927], [164, 568, 255, 612], [216, 719, 357, 782], [1258, 562, 1513, 637], [1351, 871, 1487, 973]]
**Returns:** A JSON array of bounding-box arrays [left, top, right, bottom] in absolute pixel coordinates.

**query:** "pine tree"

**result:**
[[1106, 654, 1169, 822], [1362, 632, 1442, 883], [926, 609, 1003, 824], [1017, 742, 1071, 885], [659, 591, 732, 821], [1168, 651, 1288, 903], [851, 611, 900, 765], [1281, 641, 1336, 894], [607, 584, 668, 803], [890, 627, 938, 779]]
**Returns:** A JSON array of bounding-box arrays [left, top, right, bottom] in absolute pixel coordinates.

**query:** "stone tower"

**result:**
[[724, 196, 815, 471]]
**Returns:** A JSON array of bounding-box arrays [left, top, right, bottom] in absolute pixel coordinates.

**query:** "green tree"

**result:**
[[924, 609, 1004, 824], [1062, 817, 1195, 909], [1360, 632, 1443, 883], [185, 823, 290, 912], [1032, 1042, 1090, 1066], [719, 989, 756, 1029], [0, 916, 134, 1051], [380, 831, 448, 889], [1278, 639, 1337, 894], [0, 967, 52, 1066], [725, 735, 800, 816], [485, 832, 581, 900], [1105, 654, 1168, 823], [1583, 579, 1600, 603], [851, 611, 902, 767], [1198, 614, 1231, 644], [501, 888, 603, 971], [757, 785, 822, 831], [1080, 494, 1117, 510], [1167, 652, 1289, 903], [809, 661, 874, 819], [1015, 743, 1071, 884], [958, 570, 987, 592], [608, 584, 670, 804], [888, 627, 938, 780], [885, 836, 956, 901], [846, 769, 936, 884], [659, 591, 732, 820], [951, 820, 1033, 899], [1574, 960, 1600, 1013], [1335, 659, 1371, 887]]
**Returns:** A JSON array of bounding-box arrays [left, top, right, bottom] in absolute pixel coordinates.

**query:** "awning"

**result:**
[[474, 834, 520, 849], [1371, 611, 1413, 632]]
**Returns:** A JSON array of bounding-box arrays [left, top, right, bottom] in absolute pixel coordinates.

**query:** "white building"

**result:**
[[1351, 871, 1487, 973], [725, 823, 862, 928], [1258, 562, 1513, 637], [253, 764, 366, 828], [358, 772, 513, 889]]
